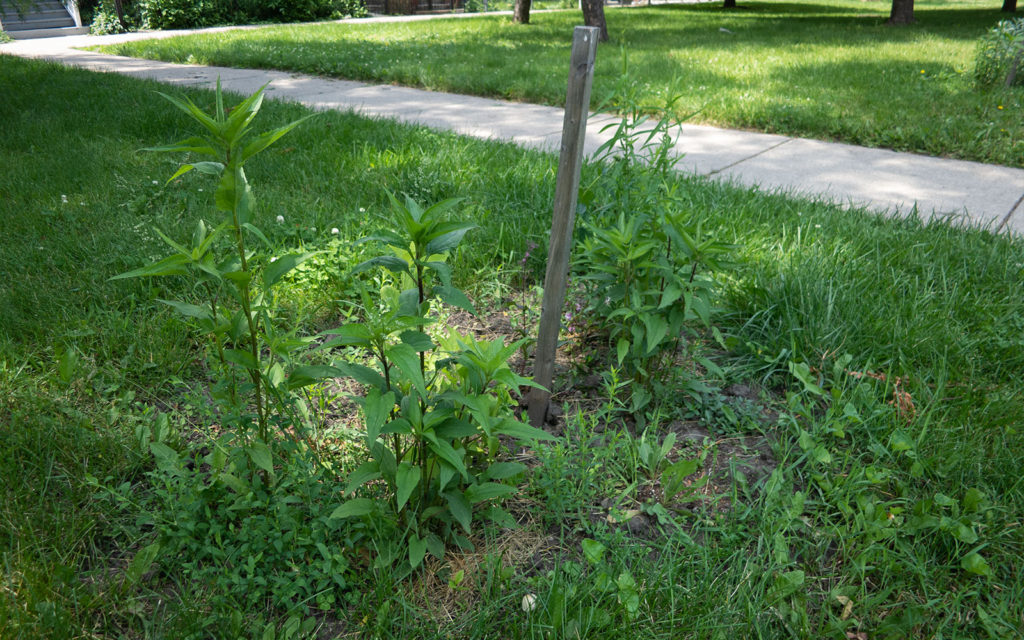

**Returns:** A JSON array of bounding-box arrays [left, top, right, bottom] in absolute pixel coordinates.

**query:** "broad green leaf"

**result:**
[[616, 572, 640, 616], [400, 330, 434, 352], [419, 197, 463, 223], [246, 441, 274, 474], [425, 260, 452, 287], [387, 343, 427, 396], [262, 252, 315, 289], [330, 498, 375, 520], [659, 281, 684, 309], [434, 417, 479, 440], [158, 299, 213, 321], [408, 534, 427, 569], [438, 460, 457, 492], [218, 472, 248, 494], [951, 521, 978, 544], [395, 463, 422, 512], [788, 361, 824, 396], [772, 570, 806, 600], [425, 533, 444, 560], [425, 223, 476, 256], [616, 337, 629, 365], [464, 482, 516, 504], [429, 440, 468, 480], [110, 254, 190, 280], [354, 255, 410, 276], [286, 364, 342, 389], [215, 165, 252, 218], [344, 461, 381, 495], [963, 488, 986, 513], [482, 461, 527, 481], [812, 445, 832, 465], [155, 91, 221, 139], [582, 538, 607, 565], [961, 552, 993, 577], [322, 323, 374, 348], [642, 314, 669, 354], [444, 490, 472, 534], [890, 430, 914, 453], [223, 269, 252, 288], [143, 135, 217, 157], [665, 458, 699, 480], [242, 222, 271, 248], [57, 348, 78, 384], [335, 361, 387, 390], [223, 348, 258, 370], [125, 542, 161, 585], [433, 285, 476, 314], [150, 442, 179, 472], [223, 84, 266, 142], [241, 114, 315, 162], [359, 388, 396, 445], [492, 418, 557, 442]]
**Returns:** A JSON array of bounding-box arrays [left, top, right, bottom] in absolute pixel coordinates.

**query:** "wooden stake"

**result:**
[[527, 26, 600, 427]]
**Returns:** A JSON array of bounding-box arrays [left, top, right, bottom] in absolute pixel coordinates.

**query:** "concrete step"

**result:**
[[5, 25, 88, 38], [5, 16, 76, 30], [1, 1, 78, 33]]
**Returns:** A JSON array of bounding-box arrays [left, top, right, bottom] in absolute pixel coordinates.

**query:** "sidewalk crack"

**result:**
[[705, 138, 792, 176], [996, 191, 1024, 233]]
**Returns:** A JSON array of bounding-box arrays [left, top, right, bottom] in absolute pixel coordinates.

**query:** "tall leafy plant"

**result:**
[[328, 194, 554, 571], [114, 81, 317, 445], [574, 76, 733, 410]]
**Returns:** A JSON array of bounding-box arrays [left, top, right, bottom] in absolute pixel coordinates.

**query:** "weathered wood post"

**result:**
[[526, 26, 600, 427]]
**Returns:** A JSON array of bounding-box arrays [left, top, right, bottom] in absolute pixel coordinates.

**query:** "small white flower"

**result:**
[[152, 180, 159, 185], [331, 227, 339, 235], [359, 207, 366, 213], [270, 256, 278, 263], [521, 594, 537, 612], [198, 188, 203, 192], [814, 224, 821, 229], [79, 202, 85, 206], [61, 195, 68, 204], [276, 215, 285, 224], [310, 227, 316, 232]]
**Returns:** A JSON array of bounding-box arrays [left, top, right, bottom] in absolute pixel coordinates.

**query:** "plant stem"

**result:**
[[228, 163, 266, 442]]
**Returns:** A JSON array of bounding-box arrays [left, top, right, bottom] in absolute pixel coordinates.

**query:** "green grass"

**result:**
[[95, 0, 1024, 167], [2, 54, 1023, 638]]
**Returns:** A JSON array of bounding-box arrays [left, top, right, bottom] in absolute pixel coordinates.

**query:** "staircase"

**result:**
[[0, 0, 89, 39], [363, 0, 464, 15]]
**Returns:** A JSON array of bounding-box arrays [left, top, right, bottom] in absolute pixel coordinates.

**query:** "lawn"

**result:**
[[1, 54, 1023, 639], [95, 0, 1024, 167]]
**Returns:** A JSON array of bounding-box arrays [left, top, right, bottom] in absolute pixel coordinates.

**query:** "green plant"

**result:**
[[974, 17, 1024, 88], [89, 0, 137, 33], [139, 0, 217, 29], [574, 91, 732, 411], [327, 194, 554, 571], [88, 426, 356, 629], [114, 80, 318, 445]]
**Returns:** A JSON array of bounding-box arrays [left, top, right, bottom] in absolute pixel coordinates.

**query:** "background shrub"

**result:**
[[89, 0, 366, 33], [974, 17, 1024, 88]]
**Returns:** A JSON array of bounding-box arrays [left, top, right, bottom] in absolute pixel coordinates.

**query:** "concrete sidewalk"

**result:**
[[3, 26, 1024, 234]]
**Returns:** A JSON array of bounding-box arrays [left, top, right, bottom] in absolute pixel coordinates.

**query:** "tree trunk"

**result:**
[[1002, 0, 1017, 12], [723, 0, 737, 7], [513, 0, 531, 23], [887, 0, 915, 24], [581, 0, 609, 42], [114, 0, 130, 30]]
